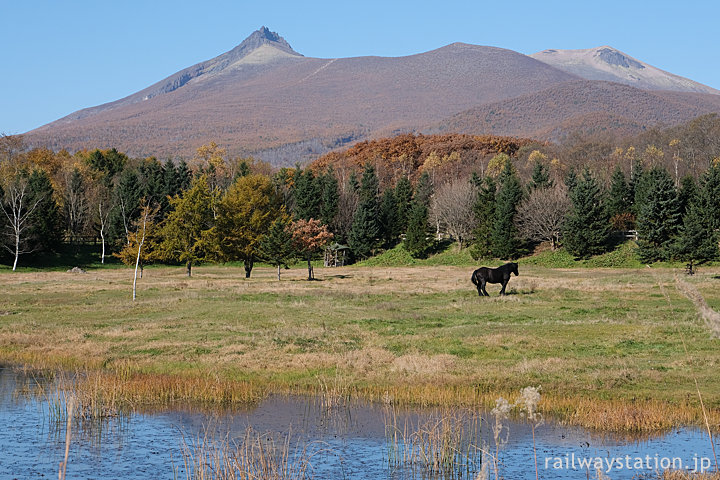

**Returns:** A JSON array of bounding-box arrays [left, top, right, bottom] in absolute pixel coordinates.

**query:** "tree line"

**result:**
[[2, 127, 720, 274]]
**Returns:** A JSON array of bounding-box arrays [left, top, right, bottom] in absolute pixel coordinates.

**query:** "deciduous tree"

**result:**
[[291, 218, 333, 280]]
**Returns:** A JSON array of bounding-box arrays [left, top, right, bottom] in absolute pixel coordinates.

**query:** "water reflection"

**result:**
[[0, 365, 716, 479]]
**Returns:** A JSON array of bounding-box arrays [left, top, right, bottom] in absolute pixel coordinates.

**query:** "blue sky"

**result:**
[[2, 0, 718, 134]]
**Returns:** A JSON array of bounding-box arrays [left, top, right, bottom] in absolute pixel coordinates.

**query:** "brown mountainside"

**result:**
[[433, 80, 720, 141]]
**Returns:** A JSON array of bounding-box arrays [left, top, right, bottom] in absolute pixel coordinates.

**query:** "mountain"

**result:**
[[531, 46, 720, 95], [23, 29, 720, 164], [432, 80, 720, 141]]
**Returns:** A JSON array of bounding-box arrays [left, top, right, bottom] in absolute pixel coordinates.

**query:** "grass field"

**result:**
[[1, 260, 719, 432]]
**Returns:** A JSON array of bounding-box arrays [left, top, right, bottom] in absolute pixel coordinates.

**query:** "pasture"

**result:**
[[1, 263, 719, 431]]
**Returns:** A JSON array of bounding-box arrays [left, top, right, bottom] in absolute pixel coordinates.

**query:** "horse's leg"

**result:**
[[499, 279, 508, 296], [475, 276, 483, 296], [481, 280, 490, 296]]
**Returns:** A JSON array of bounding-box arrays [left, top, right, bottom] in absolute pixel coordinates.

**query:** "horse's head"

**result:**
[[510, 262, 519, 276]]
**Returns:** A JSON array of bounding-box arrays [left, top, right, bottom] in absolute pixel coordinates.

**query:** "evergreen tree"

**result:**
[[348, 164, 380, 259], [677, 174, 698, 217], [631, 162, 650, 216], [674, 200, 719, 272], [636, 167, 680, 263], [528, 161, 553, 191], [491, 161, 523, 259], [292, 168, 322, 220], [319, 167, 339, 228], [698, 164, 720, 231], [86, 148, 127, 179], [414, 171, 433, 208], [394, 176, 413, 234], [176, 160, 192, 191], [469, 176, 496, 260], [563, 169, 610, 259], [258, 216, 297, 281], [404, 202, 430, 258], [606, 166, 632, 231], [26, 169, 61, 251], [379, 188, 398, 247], [564, 167, 578, 193], [109, 168, 141, 245], [138, 158, 165, 205]]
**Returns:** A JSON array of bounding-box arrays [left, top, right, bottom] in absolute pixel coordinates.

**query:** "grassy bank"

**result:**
[[1, 262, 719, 432]]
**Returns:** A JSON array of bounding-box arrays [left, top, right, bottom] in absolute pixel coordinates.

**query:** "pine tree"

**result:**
[[563, 169, 610, 259], [348, 164, 380, 259], [698, 164, 720, 231], [630, 161, 649, 216], [26, 169, 61, 251], [292, 168, 321, 220], [404, 202, 430, 258], [636, 167, 680, 263], [564, 167, 578, 193], [606, 167, 631, 219], [677, 174, 698, 217], [258, 216, 297, 280], [674, 200, 719, 273], [394, 176, 413, 234], [469, 176, 496, 260], [491, 161, 523, 259], [109, 168, 141, 245], [319, 168, 339, 228], [176, 160, 192, 191], [528, 160, 553, 191], [379, 188, 398, 247], [414, 171, 433, 208]]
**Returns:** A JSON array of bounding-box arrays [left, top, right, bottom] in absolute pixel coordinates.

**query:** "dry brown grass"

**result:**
[[3, 264, 720, 433]]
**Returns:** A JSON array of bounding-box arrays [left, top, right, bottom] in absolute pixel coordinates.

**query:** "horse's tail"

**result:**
[[470, 271, 478, 286]]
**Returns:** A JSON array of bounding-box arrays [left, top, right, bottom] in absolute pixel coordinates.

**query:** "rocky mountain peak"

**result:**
[[230, 26, 301, 57]]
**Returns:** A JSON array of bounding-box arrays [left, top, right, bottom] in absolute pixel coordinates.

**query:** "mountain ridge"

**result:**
[[24, 28, 720, 164]]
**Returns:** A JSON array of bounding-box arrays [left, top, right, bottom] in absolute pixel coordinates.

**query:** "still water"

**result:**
[[0, 366, 716, 479]]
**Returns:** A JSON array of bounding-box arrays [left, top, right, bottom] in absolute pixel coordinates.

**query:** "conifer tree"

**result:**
[[26, 169, 61, 251], [379, 188, 399, 247], [564, 167, 578, 193], [698, 164, 720, 231], [563, 169, 610, 259], [176, 160, 192, 191], [414, 171, 433, 208], [319, 168, 339, 228], [636, 167, 680, 263], [404, 201, 430, 258], [677, 174, 698, 217], [491, 161, 523, 259], [394, 176, 413, 234], [674, 200, 719, 273], [528, 161, 553, 191], [348, 164, 380, 259], [292, 168, 321, 220], [606, 166, 631, 220], [109, 168, 141, 245], [258, 215, 297, 280], [469, 176, 496, 260]]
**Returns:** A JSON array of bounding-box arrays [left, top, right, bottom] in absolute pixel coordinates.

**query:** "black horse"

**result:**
[[471, 262, 519, 296]]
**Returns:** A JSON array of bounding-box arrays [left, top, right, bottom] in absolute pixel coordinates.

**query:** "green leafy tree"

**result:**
[[348, 164, 380, 259], [491, 161, 523, 259], [258, 215, 297, 280], [636, 167, 680, 263], [469, 175, 496, 260], [158, 176, 214, 276], [563, 169, 610, 259], [215, 174, 281, 278]]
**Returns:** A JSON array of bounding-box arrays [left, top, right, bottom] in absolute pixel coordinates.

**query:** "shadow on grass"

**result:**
[[0, 243, 122, 272]]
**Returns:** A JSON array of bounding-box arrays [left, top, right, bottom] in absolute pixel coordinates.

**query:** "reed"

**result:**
[[384, 405, 480, 478], [178, 426, 320, 480]]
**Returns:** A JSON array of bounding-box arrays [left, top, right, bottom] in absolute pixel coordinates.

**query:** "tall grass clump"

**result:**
[[384, 406, 480, 478], [178, 426, 319, 480]]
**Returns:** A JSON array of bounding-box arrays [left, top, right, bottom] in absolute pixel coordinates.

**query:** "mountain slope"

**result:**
[[433, 80, 720, 140], [24, 30, 577, 163], [531, 46, 720, 95]]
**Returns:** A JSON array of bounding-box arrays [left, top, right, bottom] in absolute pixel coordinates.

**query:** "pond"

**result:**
[[0, 365, 716, 479]]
